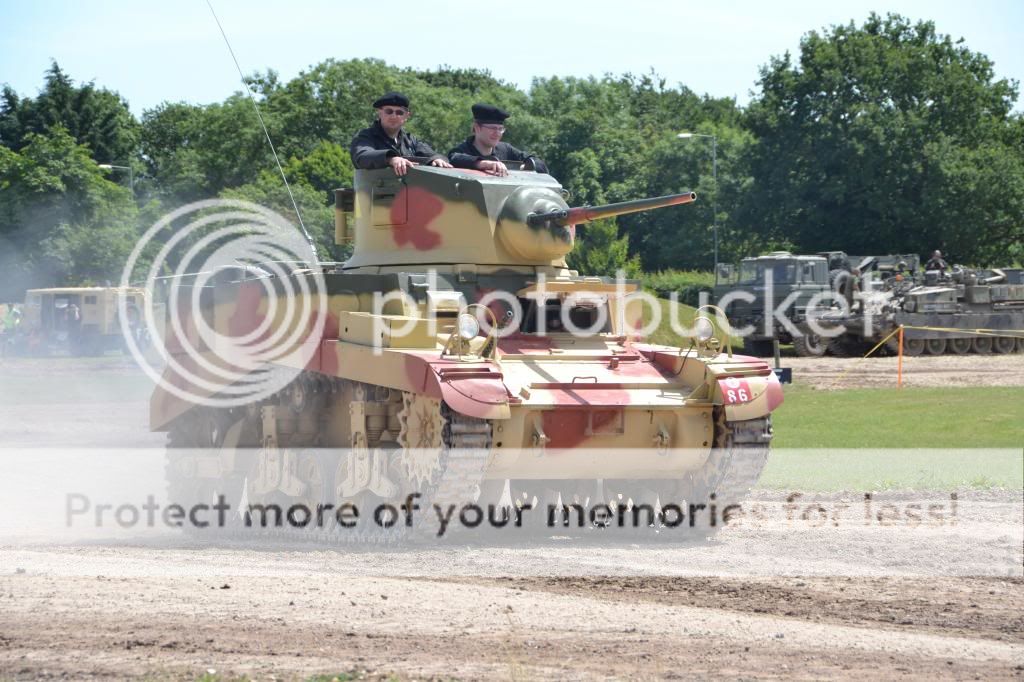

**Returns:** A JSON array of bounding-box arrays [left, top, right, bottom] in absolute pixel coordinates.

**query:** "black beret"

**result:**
[[472, 103, 510, 124], [372, 91, 410, 109]]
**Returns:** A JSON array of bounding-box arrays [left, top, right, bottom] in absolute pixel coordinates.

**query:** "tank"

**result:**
[[8, 286, 147, 356], [813, 266, 1024, 356], [152, 163, 784, 541]]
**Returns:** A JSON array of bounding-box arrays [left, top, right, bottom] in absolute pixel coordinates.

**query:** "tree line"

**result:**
[[1, 13, 1021, 301]]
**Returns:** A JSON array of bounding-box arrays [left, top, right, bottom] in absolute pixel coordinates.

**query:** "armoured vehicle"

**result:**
[[9, 286, 147, 356], [715, 251, 920, 357], [815, 266, 1024, 356], [152, 163, 783, 541]]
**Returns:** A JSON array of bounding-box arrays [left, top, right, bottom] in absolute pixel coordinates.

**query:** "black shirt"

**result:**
[[448, 137, 548, 174], [924, 257, 948, 272], [349, 120, 444, 169]]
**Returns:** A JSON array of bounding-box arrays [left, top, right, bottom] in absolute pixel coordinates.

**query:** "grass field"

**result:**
[[758, 448, 1022, 491], [772, 385, 1024, 448], [760, 384, 1024, 490]]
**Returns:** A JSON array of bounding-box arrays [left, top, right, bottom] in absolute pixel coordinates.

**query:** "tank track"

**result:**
[[703, 409, 773, 509], [411, 406, 494, 538], [164, 374, 495, 546]]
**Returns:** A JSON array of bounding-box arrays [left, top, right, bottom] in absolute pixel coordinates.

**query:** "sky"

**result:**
[[1, 0, 1022, 116]]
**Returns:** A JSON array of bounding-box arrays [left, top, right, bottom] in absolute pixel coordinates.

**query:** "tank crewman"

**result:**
[[924, 250, 948, 273], [448, 104, 548, 177], [349, 92, 453, 177]]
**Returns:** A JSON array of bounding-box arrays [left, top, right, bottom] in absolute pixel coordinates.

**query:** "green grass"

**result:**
[[772, 385, 1024, 449], [643, 297, 746, 350], [759, 385, 1024, 490], [759, 448, 1022, 491]]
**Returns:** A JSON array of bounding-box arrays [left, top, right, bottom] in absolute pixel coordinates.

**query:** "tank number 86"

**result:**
[[720, 377, 753, 404]]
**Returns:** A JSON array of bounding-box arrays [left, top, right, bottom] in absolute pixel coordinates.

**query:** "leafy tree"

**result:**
[[219, 171, 339, 261], [0, 127, 135, 298], [743, 13, 1023, 264], [0, 62, 139, 165], [567, 218, 641, 278]]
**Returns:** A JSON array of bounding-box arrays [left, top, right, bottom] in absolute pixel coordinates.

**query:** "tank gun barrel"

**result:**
[[527, 191, 697, 227]]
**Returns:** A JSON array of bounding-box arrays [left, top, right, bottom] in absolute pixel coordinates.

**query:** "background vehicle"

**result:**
[[715, 251, 921, 357], [816, 266, 1024, 356], [9, 286, 147, 356], [713, 252, 832, 356]]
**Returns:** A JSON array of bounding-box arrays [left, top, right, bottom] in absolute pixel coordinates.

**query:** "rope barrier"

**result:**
[[828, 326, 902, 390], [825, 324, 1024, 390], [898, 325, 1024, 339]]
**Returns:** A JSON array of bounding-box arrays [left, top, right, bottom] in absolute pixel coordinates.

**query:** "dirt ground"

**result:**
[[0, 546, 1021, 680], [772, 353, 1024, 390], [0, 354, 1022, 680]]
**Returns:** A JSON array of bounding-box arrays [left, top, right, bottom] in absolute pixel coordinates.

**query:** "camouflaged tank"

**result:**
[[152, 162, 783, 541]]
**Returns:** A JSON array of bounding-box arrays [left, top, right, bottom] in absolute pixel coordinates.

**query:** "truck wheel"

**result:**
[[792, 333, 826, 357], [993, 337, 1016, 354]]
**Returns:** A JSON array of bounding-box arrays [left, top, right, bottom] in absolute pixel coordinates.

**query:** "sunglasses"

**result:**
[[380, 107, 409, 116]]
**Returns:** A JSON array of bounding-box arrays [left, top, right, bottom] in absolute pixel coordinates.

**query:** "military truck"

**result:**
[[713, 252, 832, 356], [152, 162, 784, 542], [11, 286, 147, 356]]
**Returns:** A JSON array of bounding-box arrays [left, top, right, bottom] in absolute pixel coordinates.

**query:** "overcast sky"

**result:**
[[2, 0, 1022, 115]]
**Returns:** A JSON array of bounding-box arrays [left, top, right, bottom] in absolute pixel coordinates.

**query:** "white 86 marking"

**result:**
[[726, 388, 751, 402]]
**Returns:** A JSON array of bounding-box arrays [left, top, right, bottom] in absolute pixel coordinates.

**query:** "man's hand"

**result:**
[[476, 160, 508, 177], [389, 156, 418, 176], [429, 158, 453, 169]]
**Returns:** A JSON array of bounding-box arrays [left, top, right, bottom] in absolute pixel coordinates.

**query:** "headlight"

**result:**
[[694, 317, 715, 343], [457, 313, 480, 340]]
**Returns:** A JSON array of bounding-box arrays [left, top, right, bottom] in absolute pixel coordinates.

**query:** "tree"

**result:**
[[743, 13, 1023, 264], [567, 218, 641, 278], [0, 127, 135, 299], [0, 62, 139, 165]]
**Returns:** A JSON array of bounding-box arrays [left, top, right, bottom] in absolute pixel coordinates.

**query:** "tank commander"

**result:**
[[448, 103, 548, 177], [924, 250, 948, 273], [349, 92, 452, 176]]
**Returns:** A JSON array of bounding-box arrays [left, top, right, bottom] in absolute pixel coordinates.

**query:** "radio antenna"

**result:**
[[205, 0, 319, 264]]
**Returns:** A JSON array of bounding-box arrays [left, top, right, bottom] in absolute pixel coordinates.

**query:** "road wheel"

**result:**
[[1016, 338, 1024, 353], [792, 333, 826, 357], [902, 338, 925, 356], [947, 338, 972, 355], [993, 337, 1016, 354], [924, 338, 947, 355], [971, 337, 993, 354]]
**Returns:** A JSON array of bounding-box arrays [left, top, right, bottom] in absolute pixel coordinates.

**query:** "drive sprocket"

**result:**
[[396, 392, 447, 488]]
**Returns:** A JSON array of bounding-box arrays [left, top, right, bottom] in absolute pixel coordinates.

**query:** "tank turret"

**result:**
[[335, 165, 695, 270]]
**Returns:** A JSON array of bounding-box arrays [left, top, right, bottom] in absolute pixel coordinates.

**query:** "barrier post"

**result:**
[[897, 325, 904, 389]]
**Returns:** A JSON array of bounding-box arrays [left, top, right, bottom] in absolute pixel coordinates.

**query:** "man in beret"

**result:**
[[448, 103, 548, 177], [349, 92, 453, 176]]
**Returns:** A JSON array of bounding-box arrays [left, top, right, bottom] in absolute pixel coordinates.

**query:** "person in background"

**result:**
[[924, 250, 948, 274]]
